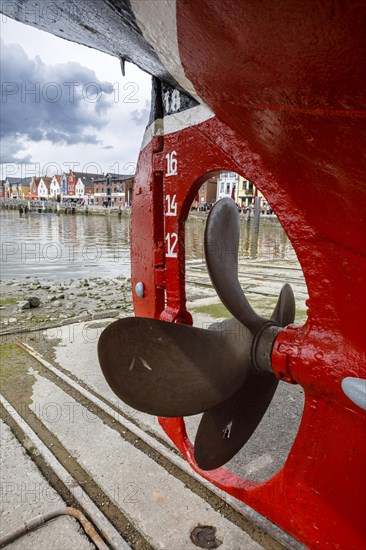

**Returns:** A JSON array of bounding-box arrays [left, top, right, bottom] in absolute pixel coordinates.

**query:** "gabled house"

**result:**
[[216, 171, 268, 209], [4, 177, 20, 198], [49, 175, 61, 198], [0, 177, 32, 198], [237, 176, 265, 208], [62, 170, 101, 199], [0, 180, 7, 198], [216, 172, 240, 202], [73, 172, 101, 198], [75, 178, 84, 197], [1, 178, 11, 198], [17, 177, 32, 198], [61, 172, 67, 197], [29, 177, 52, 198], [93, 173, 134, 206], [194, 176, 217, 209], [66, 170, 76, 197]]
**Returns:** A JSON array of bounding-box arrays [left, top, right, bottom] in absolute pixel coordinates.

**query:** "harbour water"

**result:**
[[0, 209, 299, 280]]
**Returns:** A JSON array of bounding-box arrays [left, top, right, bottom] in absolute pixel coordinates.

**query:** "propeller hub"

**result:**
[[251, 322, 282, 374]]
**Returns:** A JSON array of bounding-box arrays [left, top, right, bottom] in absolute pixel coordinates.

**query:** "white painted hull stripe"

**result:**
[[140, 103, 215, 150], [130, 0, 201, 102]]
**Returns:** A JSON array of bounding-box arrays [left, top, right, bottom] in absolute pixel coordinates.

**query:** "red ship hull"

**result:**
[[2, 2, 365, 548]]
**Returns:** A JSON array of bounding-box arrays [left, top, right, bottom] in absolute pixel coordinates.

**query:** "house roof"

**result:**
[[2, 177, 33, 187], [33, 177, 52, 184], [72, 172, 102, 188], [17, 177, 32, 187], [33, 177, 52, 190], [93, 173, 135, 183]]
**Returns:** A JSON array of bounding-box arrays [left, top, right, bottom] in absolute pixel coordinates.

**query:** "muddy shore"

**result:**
[[0, 276, 133, 334]]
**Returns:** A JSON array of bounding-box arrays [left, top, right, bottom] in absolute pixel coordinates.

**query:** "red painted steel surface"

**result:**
[[1, 0, 364, 547], [131, 3, 366, 549]]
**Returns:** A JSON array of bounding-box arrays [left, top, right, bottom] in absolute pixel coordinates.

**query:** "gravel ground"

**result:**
[[0, 276, 133, 333]]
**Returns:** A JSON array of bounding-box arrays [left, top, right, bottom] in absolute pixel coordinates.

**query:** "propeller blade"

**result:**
[[193, 284, 295, 470], [271, 283, 296, 327], [204, 198, 266, 333], [98, 317, 253, 417], [194, 373, 278, 470]]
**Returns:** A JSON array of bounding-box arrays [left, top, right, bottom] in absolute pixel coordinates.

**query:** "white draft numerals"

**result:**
[[165, 194, 177, 217], [163, 89, 181, 114], [164, 156, 178, 259], [165, 232, 178, 258], [165, 151, 178, 177]]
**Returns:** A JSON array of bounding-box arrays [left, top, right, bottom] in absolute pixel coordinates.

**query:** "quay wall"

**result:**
[[0, 199, 279, 221]]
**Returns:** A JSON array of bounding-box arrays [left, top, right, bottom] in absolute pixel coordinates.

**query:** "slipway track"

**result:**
[[0, 326, 304, 550]]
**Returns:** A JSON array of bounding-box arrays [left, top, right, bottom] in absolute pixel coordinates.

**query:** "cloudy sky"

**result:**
[[0, 16, 152, 179]]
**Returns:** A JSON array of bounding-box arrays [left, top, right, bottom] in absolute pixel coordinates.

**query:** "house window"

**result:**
[[226, 184, 230, 193]]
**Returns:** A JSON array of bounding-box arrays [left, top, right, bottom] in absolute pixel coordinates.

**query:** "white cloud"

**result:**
[[0, 17, 151, 178]]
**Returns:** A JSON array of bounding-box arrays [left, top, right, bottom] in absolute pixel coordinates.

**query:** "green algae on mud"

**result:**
[[191, 302, 231, 319], [0, 298, 19, 306], [191, 297, 307, 324], [0, 342, 38, 407]]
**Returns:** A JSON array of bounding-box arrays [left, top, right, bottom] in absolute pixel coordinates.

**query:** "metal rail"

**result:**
[[0, 393, 130, 550], [13, 340, 306, 550], [0, 507, 109, 549]]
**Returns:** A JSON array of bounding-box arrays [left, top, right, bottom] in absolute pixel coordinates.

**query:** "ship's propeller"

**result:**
[[98, 198, 295, 470], [194, 283, 294, 470], [98, 316, 253, 417]]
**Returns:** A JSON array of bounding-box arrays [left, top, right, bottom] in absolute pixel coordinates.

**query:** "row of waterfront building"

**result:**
[[0, 170, 134, 207], [1, 170, 267, 209], [195, 173, 268, 209]]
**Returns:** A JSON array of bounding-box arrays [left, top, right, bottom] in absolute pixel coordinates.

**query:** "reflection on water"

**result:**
[[185, 217, 297, 262], [0, 210, 131, 280], [0, 210, 296, 280]]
